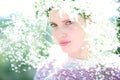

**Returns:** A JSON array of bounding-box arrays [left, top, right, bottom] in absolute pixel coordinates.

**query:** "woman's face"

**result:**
[[50, 10, 87, 55]]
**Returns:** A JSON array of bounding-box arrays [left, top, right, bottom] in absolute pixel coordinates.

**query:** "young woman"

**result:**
[[34, 0, 120, 80]]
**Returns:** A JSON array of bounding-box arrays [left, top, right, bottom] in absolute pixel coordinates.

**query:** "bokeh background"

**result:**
[[0, 0, 120, 80]]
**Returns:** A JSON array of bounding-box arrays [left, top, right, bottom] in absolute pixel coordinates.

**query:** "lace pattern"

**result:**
[[34, 55, 120, 80]]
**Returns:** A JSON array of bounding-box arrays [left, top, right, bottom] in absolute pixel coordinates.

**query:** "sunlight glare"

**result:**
[[0, 0, 35, 17]]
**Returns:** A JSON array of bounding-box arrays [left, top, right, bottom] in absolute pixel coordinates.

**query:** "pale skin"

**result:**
[[49, 10, 91, 60]]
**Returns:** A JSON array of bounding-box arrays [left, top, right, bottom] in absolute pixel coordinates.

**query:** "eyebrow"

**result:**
[[49, 22, 56, 24], [62, 19, 70, 23], [50, 19, 72, 24]]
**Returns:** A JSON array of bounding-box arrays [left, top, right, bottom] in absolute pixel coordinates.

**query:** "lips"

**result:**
[[59, 41, 71, 46]]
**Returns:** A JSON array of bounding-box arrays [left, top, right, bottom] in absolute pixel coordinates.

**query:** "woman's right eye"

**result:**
[[50, 23, 58, 28]]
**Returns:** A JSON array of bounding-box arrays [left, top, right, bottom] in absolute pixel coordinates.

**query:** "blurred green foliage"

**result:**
[[115, 0, 120, 54], [0, 2, 53, 80], [0, 58, 36, 80], [0, 12, 53, 79]]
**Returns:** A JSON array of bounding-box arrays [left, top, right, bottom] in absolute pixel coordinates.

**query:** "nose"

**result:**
[[56, 26, 67, 38]]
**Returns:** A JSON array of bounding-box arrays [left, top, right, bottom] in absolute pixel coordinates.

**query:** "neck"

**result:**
[[68, 43, 92, 60]]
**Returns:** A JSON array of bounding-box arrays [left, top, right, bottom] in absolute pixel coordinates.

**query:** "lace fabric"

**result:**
[[34, 54, 120, 80]]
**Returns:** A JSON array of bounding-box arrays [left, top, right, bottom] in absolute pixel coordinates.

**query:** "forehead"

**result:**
[[49, 9, 86, 24], [49, 10, 71, 22]]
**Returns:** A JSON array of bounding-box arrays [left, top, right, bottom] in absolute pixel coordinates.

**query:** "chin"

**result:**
[[62, 48, 73, 54], [60, 45, 74, 53]]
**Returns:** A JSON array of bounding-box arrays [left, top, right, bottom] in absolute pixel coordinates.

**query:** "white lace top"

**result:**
[[34, 54, 120, 80]]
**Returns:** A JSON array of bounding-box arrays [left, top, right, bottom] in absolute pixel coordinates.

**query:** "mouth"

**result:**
[[59, 41, 71, 46]]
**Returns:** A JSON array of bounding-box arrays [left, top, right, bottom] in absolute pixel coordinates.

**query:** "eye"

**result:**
[[65, 20, 73, 25], [50, 23, 58, 28]]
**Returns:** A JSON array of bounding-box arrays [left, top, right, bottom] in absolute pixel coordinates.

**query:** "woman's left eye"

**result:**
[[65, 20, 73, 25]]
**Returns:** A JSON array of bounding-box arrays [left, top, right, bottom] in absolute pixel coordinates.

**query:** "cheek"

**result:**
[[52, 31, 55, 38], [71, 28, 85, 42], [52, 31, 58, 41]]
